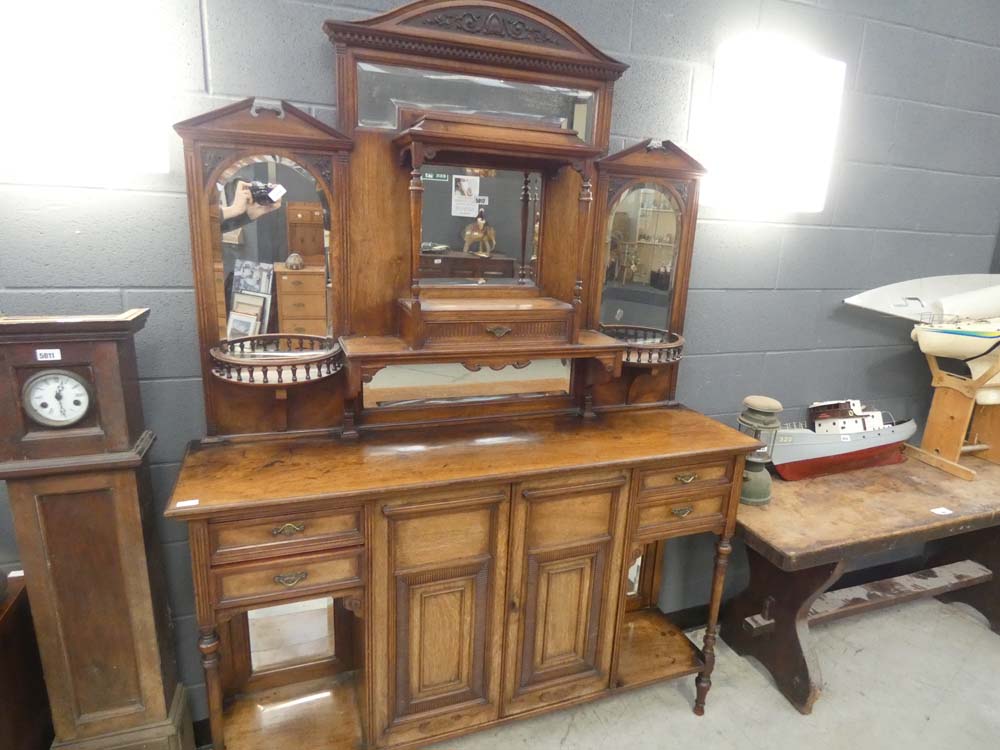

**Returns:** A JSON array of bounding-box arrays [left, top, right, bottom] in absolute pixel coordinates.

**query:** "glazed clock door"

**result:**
[[502, 470, 630, 716], [372, 487, 510, 747]]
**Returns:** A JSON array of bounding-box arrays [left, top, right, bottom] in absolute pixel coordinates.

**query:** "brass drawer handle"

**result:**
[[675, 473, 699, 484], [272, 522, 305, 537], [291, 280, 304, 286], [671, 507, 694, 518], [486, 325, 512, 338], [273, 572, 308, 588]]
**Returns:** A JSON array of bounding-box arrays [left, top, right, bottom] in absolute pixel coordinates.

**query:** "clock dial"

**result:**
[[21, 370, 91, 428]]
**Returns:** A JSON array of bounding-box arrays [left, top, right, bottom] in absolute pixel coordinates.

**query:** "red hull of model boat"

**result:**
[[773, 442, 907, 481]]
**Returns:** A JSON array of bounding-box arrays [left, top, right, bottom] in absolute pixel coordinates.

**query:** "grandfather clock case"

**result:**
[[0, 310, 194, 750]]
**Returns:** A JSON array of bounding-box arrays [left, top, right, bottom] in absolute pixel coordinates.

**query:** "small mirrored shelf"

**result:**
[[210, 334, 343, 386], [600, 325, 684, 367]]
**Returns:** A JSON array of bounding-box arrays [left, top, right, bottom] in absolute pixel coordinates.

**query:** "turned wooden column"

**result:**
[[408, 164, 424, 301], [572, 164, 594, 344]]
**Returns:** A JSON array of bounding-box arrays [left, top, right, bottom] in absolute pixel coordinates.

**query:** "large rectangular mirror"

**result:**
[[356, 62, 597, 142], [418, 166, 542, 285], [363, 359, 570, 408]]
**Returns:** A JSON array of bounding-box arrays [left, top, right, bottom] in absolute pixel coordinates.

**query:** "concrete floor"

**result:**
[[433, 599, 1000, 750]]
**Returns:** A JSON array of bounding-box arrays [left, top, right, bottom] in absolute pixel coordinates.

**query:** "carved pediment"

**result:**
[[325, 0, 628, 83], [174, 98, 353, 153], [405, 6, 572, 50], [598, 139, 707, 178]]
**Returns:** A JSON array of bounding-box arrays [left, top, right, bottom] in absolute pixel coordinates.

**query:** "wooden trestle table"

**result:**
[[720, 455, 1000, 714]]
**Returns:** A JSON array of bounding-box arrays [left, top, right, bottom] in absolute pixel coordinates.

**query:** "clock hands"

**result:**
[[55, 382, 66, 416]]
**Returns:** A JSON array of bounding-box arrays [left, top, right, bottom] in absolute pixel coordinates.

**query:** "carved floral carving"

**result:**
[[416, 9, 567, 48], [201, 147, 238, 184], [296, 152, 334, 186]]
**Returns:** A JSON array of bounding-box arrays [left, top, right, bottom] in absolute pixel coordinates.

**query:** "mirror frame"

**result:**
[[175, 98, 353, 434], [589, 140, 706, 401]]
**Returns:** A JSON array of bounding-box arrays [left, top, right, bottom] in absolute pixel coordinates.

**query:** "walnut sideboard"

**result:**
[[165, 408, 758, 750]]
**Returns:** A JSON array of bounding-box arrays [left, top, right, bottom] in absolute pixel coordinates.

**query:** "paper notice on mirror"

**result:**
[[452, 175, 480, 217]]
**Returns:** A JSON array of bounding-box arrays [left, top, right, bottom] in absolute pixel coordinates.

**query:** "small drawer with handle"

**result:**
[[279, 272, 327, 294], [211, 548, 363, 609], [209, 508, 363, 565], [278, 292, 327, 320], [284, 318, 328, 336], [636, 459, 733, 498], [634, 491, 726, 542]]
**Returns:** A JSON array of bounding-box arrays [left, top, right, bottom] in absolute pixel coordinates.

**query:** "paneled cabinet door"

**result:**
[[371, 487, 510, 747], [502, 471, 630, 716]]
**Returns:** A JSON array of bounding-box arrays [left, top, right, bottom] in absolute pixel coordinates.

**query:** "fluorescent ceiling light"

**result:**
[[699, 33, 846, 215]]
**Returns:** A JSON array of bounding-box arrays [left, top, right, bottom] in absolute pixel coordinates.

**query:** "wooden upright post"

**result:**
[[907, 353, 1000, 480]]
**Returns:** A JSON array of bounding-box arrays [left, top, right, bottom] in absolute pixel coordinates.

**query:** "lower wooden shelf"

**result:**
[[223, 673, 362, 750], [615, 608, 704, 690]]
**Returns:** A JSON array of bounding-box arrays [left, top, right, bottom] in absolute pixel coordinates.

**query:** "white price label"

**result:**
[[176, 499, 200, 508], [930, 507, 954, 516], [35, 348, 62, 361]]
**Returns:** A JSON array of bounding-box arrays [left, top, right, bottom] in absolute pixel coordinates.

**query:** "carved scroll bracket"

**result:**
[[462, 360, 531, 372]]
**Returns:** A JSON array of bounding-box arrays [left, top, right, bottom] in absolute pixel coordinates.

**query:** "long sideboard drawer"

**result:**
[[634, 491, 726, 541], [212, 548, 363, 609], [636, 459, 733, 498], [209, 508, 363, 565]]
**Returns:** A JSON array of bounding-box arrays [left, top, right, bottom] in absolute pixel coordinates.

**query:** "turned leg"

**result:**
[[693, 535, 732, 715], [930, 527, 1000, 632], [199, 626, 226, 750], [719, 547, 844, 714]]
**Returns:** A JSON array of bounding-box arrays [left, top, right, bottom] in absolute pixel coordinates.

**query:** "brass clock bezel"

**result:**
[[20, 368, 94, 429]]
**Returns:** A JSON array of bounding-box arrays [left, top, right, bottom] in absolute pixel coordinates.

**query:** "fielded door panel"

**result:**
[[371, 487, 510, 747], [502, 470, 630, 716]]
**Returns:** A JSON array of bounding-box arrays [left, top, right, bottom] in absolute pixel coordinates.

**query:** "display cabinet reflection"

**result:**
[[601, 183, 681, 328]]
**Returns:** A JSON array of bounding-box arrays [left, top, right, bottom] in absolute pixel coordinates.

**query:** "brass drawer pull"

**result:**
[[671, 507, 694, 518], [272, 522, 306, 537], [486, 325, 512, 338], [675, 473, 699, 484], [273, 572, 308, 588], [291, 280, 304, 286]]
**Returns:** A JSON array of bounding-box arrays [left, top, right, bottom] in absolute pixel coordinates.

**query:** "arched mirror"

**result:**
[[175, 99, 352, 433], [212, 155, 332, 340], [600, 182, 681, 328]]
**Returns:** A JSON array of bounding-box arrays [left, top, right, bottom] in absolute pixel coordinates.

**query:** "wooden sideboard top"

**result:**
[[166, 408, 758, 519], [738, 456, 1000, 570]]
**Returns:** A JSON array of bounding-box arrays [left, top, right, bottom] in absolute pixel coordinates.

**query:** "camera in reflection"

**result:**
[[249, 181, 287, 205]]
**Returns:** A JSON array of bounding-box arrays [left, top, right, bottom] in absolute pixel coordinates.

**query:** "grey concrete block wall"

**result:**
[[2, 0, 999, 722]]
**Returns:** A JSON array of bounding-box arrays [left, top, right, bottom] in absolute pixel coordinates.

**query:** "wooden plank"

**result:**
[[920, 387, 976, 464], [905, 443, 977, 481], [743, 560, 992, 635]]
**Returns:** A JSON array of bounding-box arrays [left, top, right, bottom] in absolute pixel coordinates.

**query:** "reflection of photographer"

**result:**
[[220, 179, 285, 233]]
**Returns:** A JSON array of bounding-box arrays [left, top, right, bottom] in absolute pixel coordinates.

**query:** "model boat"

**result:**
[[844, 274, 1000, 321], [911, 317, 1000, 404], [846, 274, 1000, 404], [771, 400, 917, 480]]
